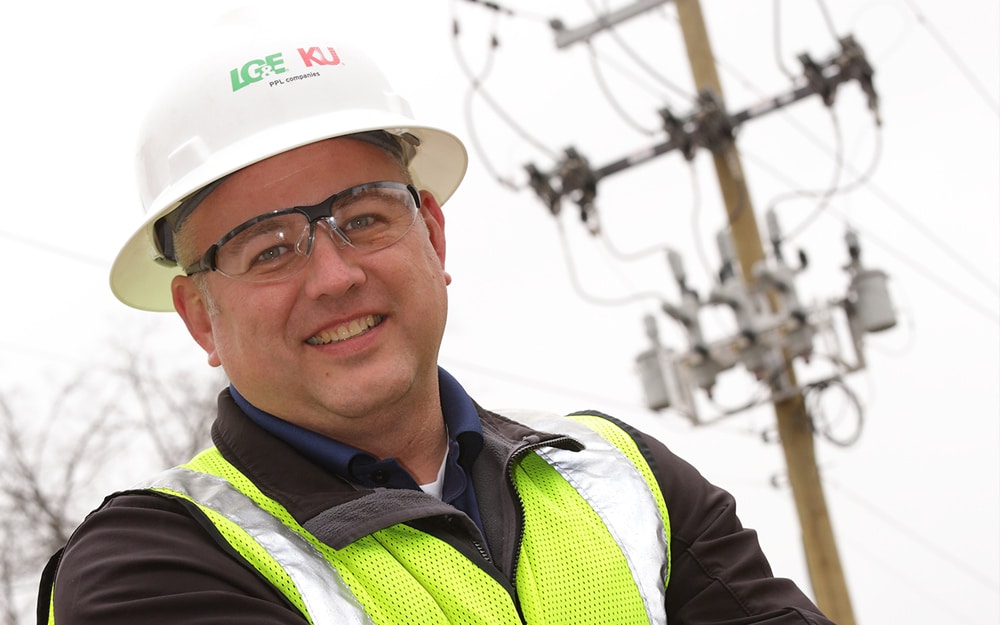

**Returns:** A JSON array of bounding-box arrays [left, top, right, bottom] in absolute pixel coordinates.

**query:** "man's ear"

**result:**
[[172, 275, 222, 367], [419, 189, 450, 285]]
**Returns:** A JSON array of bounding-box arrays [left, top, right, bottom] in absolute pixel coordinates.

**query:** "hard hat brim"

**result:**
[[109, 113, 467, 312]]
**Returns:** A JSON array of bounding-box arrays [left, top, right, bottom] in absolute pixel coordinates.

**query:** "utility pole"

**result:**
[[673, 1, 856, 622], [529, 2, 883, 621]]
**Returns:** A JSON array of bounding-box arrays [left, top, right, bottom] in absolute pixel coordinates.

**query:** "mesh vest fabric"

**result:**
[[46, 413, 670, 625]]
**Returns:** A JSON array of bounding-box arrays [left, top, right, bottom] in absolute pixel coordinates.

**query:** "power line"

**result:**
[[458, 0, 552, 24], [586, 42, 661, 136], [586, 36, 679, 102], [830, 478, 1000, 593], [554, 217, 669, 309], [451, 13, 524, 191], [741, 148, 1000, 325], [710, 25, 1000, 300], [450, 5, 560, 165], [440, 355, 652, 416], [772, 113, 885, 242], [769, 105, 847, 241], [850, 175, 999, 297], [581, 0, 697, 103], [770, 0, 842, 80], [840, 208, 999, 325], [903, 0, 1000, 118], [771, 0, 797, 80], [839, 530, 986, 625], [814, 0, 840, 41], [0, 230, 108, 269], [454, 2, 998, 322]]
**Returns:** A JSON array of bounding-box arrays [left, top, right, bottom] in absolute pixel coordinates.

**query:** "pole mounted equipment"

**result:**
[[524, 5, 889, 621], [525, 35, 880, 226]]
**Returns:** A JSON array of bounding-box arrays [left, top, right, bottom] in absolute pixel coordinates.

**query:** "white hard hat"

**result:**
[[110, 12, 468, 312]]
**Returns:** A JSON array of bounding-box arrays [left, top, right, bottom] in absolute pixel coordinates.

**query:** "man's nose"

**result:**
[[301, 220, 366, 299], [315, 217, 353, 249]]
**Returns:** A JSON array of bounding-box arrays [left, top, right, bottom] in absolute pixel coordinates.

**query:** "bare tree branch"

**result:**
[[0, 341, 221, 625]]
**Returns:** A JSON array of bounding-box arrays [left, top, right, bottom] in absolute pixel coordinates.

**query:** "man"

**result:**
[[40, 15, 835, 625]]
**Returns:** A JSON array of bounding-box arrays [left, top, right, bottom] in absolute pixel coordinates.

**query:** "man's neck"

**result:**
[[298, 391, 449, 484], [230, 373, 452, 485]]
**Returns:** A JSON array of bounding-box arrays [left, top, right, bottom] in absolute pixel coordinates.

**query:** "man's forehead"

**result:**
[[165, 132, 409, 233]]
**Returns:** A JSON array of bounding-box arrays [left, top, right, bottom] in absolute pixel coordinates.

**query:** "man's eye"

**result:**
[[342, 215, 377, 231], [250, 245, 291, 266]]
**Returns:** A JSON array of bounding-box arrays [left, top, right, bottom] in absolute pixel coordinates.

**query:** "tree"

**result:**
[[0, 348, 223, 625]]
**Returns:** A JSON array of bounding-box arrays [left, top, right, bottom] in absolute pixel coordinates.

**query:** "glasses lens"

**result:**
[[331, 185, 418, 252], [206, 183, 418, 283], [215, 213, 310, 281]]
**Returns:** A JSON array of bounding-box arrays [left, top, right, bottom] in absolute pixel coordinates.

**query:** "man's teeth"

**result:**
[[308, 315, 382, 345]]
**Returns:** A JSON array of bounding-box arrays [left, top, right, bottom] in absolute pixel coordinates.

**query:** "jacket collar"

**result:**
[[210, 389, 581, 531]]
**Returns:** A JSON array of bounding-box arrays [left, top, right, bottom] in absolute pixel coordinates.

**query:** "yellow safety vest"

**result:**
[[49, 412, 671, 624]]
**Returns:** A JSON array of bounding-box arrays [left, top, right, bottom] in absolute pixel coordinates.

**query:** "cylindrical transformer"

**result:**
[[852, 269, 896, 333]]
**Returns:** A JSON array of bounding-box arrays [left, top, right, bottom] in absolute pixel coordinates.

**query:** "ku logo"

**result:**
[[230, 52, 287, 92], [299, 46, 341, 67]]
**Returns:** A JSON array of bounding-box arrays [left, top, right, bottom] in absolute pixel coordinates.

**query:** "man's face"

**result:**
[[171, 138, 450, 439]]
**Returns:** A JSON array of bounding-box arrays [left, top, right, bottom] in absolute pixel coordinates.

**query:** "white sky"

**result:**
[[1, 1, 998, 623]]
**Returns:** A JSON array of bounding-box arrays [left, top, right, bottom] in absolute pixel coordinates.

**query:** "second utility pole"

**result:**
[[673, 1, 857, 623]]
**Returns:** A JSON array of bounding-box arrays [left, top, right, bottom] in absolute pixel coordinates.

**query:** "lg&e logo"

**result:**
[[230, 46, 342, 92]]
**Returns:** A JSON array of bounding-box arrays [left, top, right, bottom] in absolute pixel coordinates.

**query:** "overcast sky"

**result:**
[[2, 1, 998, 623]]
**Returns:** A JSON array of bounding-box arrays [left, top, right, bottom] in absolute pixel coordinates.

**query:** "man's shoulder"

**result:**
[[59, 490, 213, 569], [50, 490, 300, 624]]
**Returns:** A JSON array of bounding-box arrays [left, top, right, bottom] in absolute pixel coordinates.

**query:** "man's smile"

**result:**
[[307, 314, 384, 345]]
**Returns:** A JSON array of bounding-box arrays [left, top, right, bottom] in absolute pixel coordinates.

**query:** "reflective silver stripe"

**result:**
[[143, 467, 373, 625], [502, 410, 668, 625]]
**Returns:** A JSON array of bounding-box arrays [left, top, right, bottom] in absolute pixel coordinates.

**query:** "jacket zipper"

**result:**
[[472, 538, 491, 563], [505, 436, 577, 593]]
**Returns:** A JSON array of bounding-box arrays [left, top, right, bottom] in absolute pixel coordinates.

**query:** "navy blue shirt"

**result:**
[[230, 367, 486, 534]]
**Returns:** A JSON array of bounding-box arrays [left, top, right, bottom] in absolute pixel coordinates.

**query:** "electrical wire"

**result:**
[[829, 478, 1000, 594], [0, 230, 108, 269], [450, 2, 560, 182], [860, 175, 1000, 298], [771, 0, 797, 81], [838, 529, 987, 624], [717, 22, 888, 209], [814, 0, 840, 41], [451, 14, 523, 191], [701, 381, 775, 425], [773, 0, 842, 80], [746, 111, 884, 231], [831, 204, 1000, 325], [599, 226, 674, 265], [586, 42, 661, 137], [451, 9, 560, 159], [582, 0, 697, 104], [903, 0, 1000, 118], [585, 37, 680, 102], [596, 174, 685, 265], [803, 378, 864, 447], [458, 0, 552, 24], [742, 129, 1000, 316], [503, 0, 995, 303], [768, 106, 846, 241], [555, 216, 669, 309], [440, 355, 652, 416], [459, 0, 998, 320], [595, 156, 720, 294], [746, 142, 1000, 324], [685, 160, 720, 288]]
